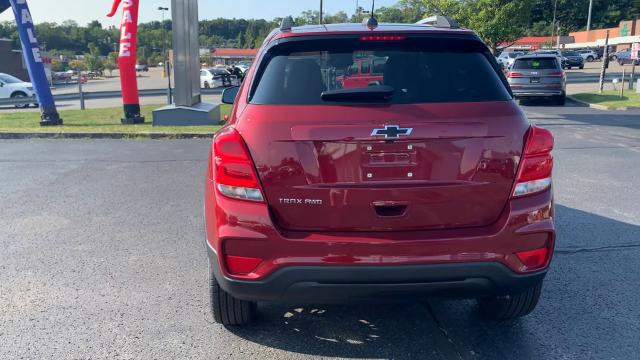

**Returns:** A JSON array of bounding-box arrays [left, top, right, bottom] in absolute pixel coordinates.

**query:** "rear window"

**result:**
[[512, 58, 559, 70], [250, 37, 510, 105]]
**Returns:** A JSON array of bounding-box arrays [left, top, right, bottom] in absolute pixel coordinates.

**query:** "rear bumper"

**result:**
[[207, 245, 547, 302], [513, 90, 564, 97]]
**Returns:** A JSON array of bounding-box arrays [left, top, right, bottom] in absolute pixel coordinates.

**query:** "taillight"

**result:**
[[513, 126, 554, 197], [547, 71, 563, 77], [515, 247, 550, 271], [508, 72, 525, 78], [225, 255, 262, 275], [213, 128, 264, 202]]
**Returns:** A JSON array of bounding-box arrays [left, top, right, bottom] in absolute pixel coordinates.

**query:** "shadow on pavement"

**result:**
[[226, 205, 640, 359]]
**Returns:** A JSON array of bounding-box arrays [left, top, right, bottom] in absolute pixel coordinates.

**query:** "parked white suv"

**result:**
[[496, 51, 525, 68], [0, 73, 37, 108], [577, 49, 598, 62]]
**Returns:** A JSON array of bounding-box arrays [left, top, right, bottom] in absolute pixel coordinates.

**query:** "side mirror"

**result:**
[[221, 86, 240, 104]]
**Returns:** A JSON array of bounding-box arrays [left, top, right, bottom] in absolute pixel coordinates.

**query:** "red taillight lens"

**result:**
[[515, 247, 550, 270], [513, 126, 554, 197], [360, 35, 406, 41], [225, 255, 262, 275], [508, 72, 525, 78], [547, 71, 564, 77], [213, 128, 264, 202]]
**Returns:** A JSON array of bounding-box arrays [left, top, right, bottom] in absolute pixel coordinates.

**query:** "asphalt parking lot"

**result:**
[[1, 101, 639, 359]]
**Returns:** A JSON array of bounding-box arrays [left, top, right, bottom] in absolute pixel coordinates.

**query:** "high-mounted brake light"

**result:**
[[213, 128, 264, 202], [360, 35, 406, 42], [513, 126, 554, 197]]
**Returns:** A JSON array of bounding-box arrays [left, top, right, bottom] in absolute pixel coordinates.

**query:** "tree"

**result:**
[[104, 52, 118, 77], [68, 59, 87, 71], [50, 59, 64, 72]]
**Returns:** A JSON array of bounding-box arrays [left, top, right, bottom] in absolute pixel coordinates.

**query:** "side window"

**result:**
[[372, 59, 386, 74], [348, 63, 358, 75], [361, 61, 370, 74]]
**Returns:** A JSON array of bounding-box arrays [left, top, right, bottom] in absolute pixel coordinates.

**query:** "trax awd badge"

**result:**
[[279, 198, 323, 205], [371, 125, 413, 140]]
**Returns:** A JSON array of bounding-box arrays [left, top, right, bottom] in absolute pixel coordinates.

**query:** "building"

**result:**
[[567, 19, 640, 51], [500, 36, 575, 52], [0, 38, 29, 81], [208, 48, 259, 66]]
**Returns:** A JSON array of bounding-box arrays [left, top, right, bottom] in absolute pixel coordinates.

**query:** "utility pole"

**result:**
[[158, 6, 172, 104], [320, 0, 323, 24], [587, 0, 593, 31], [599, 30, 610, 94], [551, 0, 558, 47]]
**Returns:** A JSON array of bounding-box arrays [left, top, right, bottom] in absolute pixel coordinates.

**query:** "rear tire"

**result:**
[[553, 94, 566, 106], [209, 259, 256, 326], [11, 92, 29, 109], [586, 56, 594, 62], [477, 282, 543, 320], [579, 65, 584, 70], [204, 82, 211, 89]]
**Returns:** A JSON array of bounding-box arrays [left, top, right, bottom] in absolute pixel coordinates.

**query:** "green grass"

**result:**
[[0, 104, 231, 133], [572, 90, 640, 109]]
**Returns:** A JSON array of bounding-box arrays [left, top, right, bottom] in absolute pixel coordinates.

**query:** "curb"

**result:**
[[567, 95, 640, 111], [0, 132, 214, 140]]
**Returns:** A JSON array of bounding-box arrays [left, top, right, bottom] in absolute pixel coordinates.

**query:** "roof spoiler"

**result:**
[[415, 16, 460, 29], [280, 16, 294, 32]]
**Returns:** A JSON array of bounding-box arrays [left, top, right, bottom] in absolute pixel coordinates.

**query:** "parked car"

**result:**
[[496, 51, 525, 68], [336, 56, 385, 88], [507, 54, 566, 105], [613, 49, 640, 65], [235, 61, 252, 74], [0, 73, 38, 108], [200, 68, 237, 88], [206, 19, 556, 325], [576, 49, 598, 62], [560, 51, 585, 69], [135, 64, 149, 72]]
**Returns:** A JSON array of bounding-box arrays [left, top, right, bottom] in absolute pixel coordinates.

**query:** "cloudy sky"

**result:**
[[0, 0, 397, 26]]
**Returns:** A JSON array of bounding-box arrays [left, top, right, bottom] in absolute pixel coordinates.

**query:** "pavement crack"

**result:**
[[556, 243, 640, 255], [424, 301, 464, 360]]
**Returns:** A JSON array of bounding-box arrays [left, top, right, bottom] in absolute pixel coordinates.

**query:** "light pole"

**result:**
[[320, 0, 323, 24], [551, 0, 558, 47], [158, 6, 172, 104], [586, 0, 593, 31]]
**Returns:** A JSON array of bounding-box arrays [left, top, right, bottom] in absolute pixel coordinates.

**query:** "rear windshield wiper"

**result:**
[[321, 85, 394, 102]]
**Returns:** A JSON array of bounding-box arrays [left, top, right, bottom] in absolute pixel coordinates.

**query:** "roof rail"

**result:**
[[280, 16, 294, 32], [415, 16, 460, 29]]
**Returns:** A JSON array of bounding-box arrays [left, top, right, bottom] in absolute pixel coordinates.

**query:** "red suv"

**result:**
[[205, 17, 555, 325]]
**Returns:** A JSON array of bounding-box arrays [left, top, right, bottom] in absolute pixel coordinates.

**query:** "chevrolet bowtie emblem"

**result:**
[[371, 125, 413, 140]]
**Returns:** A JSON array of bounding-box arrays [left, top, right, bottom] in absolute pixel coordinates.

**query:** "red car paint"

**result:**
[[205, 23, 554, 297]]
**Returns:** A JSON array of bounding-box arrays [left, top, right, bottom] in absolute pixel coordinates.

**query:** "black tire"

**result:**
[[477, 282, 543, 320], [586, 56, 594, 62], [618, 60, 624, 66], [204, 82, 211, 89], [11, 92, 29, 109], [579, 65, 584, 70], [555, 94, 566, 106], [209, 260, 256, 326]]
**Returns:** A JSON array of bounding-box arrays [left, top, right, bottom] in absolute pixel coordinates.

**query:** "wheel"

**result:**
[[209, 259, 256, 326], [11, 92, 29, 109], [618, 60, 624, 66], [477, 282, 543, 320], [587, 56, 594, 62], [554, 94, 566, 106], [579, 65, 584, 69], [204, 82, 210, 89], [610, 55, 617, 61]]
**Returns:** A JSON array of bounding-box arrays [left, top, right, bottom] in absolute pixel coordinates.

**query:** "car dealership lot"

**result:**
[[0, 102, 638, 359]]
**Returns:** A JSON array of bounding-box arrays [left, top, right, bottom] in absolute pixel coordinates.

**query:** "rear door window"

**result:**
[[250, 37, 511, 105], [512, 58, 559, 70]]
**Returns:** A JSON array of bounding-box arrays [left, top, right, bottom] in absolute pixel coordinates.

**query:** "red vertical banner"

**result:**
[[108, 0, 144, 123]]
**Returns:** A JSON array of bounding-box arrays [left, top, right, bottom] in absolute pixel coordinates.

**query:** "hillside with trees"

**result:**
[[0, 0, 638, 69]]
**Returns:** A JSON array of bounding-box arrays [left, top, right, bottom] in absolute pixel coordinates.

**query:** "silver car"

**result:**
[[507, 55, 566, 105]]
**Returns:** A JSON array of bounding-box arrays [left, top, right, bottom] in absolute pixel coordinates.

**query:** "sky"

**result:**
[[0, 0, 398, 26]]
